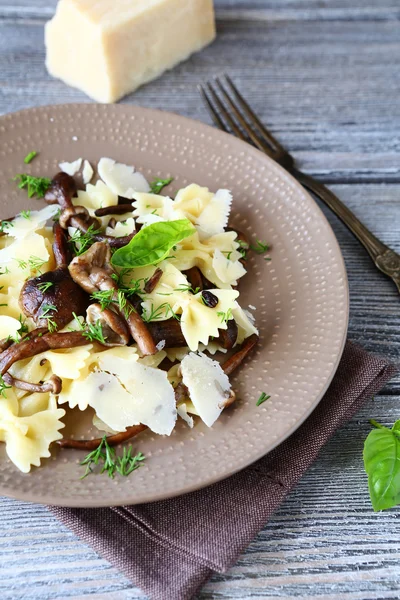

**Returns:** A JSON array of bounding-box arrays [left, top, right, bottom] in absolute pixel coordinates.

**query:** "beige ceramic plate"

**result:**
[[0, 104, 348, 507]]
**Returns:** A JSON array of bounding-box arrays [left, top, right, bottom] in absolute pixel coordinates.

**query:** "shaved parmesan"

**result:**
[[105, 217, 136, 238], [98, 158, 150, 198], [95, 354, 177, 435], [180, 352, 232, 427], [212, 248, 246, 285], [8, 205, 60, 240], [82, 160, 94, 184], [59, 158, 82, 176]]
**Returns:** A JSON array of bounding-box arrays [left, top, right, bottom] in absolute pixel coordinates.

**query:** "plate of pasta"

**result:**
[[0, 105, 348, 506]]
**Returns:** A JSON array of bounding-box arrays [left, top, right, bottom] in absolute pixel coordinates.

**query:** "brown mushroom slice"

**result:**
[[69, 242, 157, 356], [147, 319, 186, 348], [44, 172, 77, 208], [144, 268, 163, 293], [94, 204, 133, 217], [216, 319, 238, 350], [0, 332, 91, 376], [19, 267, 89, 330], [3, 372, 62, 394], [58, 334, 259, 450], [57, 424, 148, 450], [184, 267, 204, 292], [86, 304, 130, 347], [52, 222, 71, 268], [221, 333, 259, 376]]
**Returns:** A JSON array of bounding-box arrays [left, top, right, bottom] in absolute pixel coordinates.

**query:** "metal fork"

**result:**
[[199, 75, 400, 294]]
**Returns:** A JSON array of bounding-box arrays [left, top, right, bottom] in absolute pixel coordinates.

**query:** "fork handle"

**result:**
[[292, 169, 400, 292]]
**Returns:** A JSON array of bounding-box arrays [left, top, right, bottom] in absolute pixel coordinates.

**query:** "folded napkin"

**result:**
[[51, 341, 398, 600]]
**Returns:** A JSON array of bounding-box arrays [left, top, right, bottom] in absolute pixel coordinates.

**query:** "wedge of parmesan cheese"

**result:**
[[59, 158, 82, 176], [45, 0, 216, 103], [180, 352, 232, 427]]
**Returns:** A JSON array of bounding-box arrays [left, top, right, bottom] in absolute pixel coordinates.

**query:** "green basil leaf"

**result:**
[[111, 219, 195, 268], [363, 425, 400, 511]]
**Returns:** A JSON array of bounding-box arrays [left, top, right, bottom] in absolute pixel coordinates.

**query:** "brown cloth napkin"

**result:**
[[51, 341, 398, 600]]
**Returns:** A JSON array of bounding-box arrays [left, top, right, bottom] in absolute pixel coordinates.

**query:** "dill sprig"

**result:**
[[37, 281, 54, 293], [20, 210, 31, 220], [24, 151, 38, 164], [250, 239, 270, 255], [91, 289, 115, 311], [142, 302, 180, 323], [80, 435, 145, 479], [0, 374, 11, 398], [6, 314, 29, 343], [13, 174, 51, 198], [0, 220, 14, 234], [72, 312, 107, 344], [69, 225, 102, 256], [217, 308, 233, 324], [41, 303, 58, 333]]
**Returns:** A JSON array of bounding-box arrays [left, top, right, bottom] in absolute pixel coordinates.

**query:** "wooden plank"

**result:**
[[1, 17, 400, 180], [1, 0, 400, 21]]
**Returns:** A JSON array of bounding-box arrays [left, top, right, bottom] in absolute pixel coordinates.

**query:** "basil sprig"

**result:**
[[111, 219, 195, 268], [363, 419, 400, 511]]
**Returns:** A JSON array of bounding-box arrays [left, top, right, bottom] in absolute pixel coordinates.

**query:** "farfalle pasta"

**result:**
[[0, 157, 265, 475]]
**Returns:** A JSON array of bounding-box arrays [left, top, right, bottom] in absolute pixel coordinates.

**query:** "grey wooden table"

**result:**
[[1, 1, 400, 598]]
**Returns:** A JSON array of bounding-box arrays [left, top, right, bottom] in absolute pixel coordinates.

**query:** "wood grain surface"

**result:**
[[1, 1, 400, 598]]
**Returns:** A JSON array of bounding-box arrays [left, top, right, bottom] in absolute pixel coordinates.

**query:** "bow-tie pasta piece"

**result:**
[[0, 391, 65, 473]]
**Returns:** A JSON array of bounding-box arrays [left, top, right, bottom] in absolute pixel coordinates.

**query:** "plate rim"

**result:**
[[0, 103, 349, 507]]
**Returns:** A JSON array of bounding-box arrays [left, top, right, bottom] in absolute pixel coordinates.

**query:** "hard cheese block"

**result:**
[[45, 0, 216, 103]]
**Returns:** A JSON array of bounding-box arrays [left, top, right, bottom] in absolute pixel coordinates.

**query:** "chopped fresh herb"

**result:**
[[0, 220, 13, 234], [364, 419, 400, 511], [237, 239, 249, 250], [250, 239, 270, 255], [151, 209, 158, 215], [37, 281, 54, 293], [84, 320, 107, 344], [80, 435, 145, 479], [41, 303, 58, 333], [72, 312, 107, 344], [223, 251, 233, 260], [20, 210, 31, 220], [91, 289, 115, 311], [0, 375, 11, 398], [118, 289, 134, 318], [69, 224, 102, 256], [0, 267, 10, 275], [142, 302, 180, 323], [0, 303, 7, 307], [256, 392, 271, 406], [149, 177, 173, 195], [15, 258, 28, 270], [13, 174, 51, 198], [174, 284, 201, 295], [24, 151, 38, 164], [115, 448, 145, 476], [217, 308, 233, 324], [28, 255, 47, 273], [53, 208, 61, 223], [7, 314, 29, 343]]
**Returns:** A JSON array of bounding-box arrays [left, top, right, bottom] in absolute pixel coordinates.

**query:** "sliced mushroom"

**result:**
[[221, 333, 259, 376], [44, 172, 77, 209], [217, 319, 238, 350], [0, 331, 91, 377], [144, 268, 163, 294], [147, 319, 186, 347], [20, 267, 89, 330], [52, 222, 71, 268], [57, 424, 148, 450], [184, 267, 204, 292], [86, 304, 130, 347], [69, 242, 157, 355], [3, 372, 62, 394], [94, 204, 133, 217]]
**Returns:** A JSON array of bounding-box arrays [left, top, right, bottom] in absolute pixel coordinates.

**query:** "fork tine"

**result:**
[[198, 84, 227, 132], [224, 74, 287, 155], [204, 83, 248, 142], [214, 77, 273, 156]]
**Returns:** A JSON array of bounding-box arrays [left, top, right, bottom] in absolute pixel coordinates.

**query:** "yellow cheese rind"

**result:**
[[45, 0, 216, 103]]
